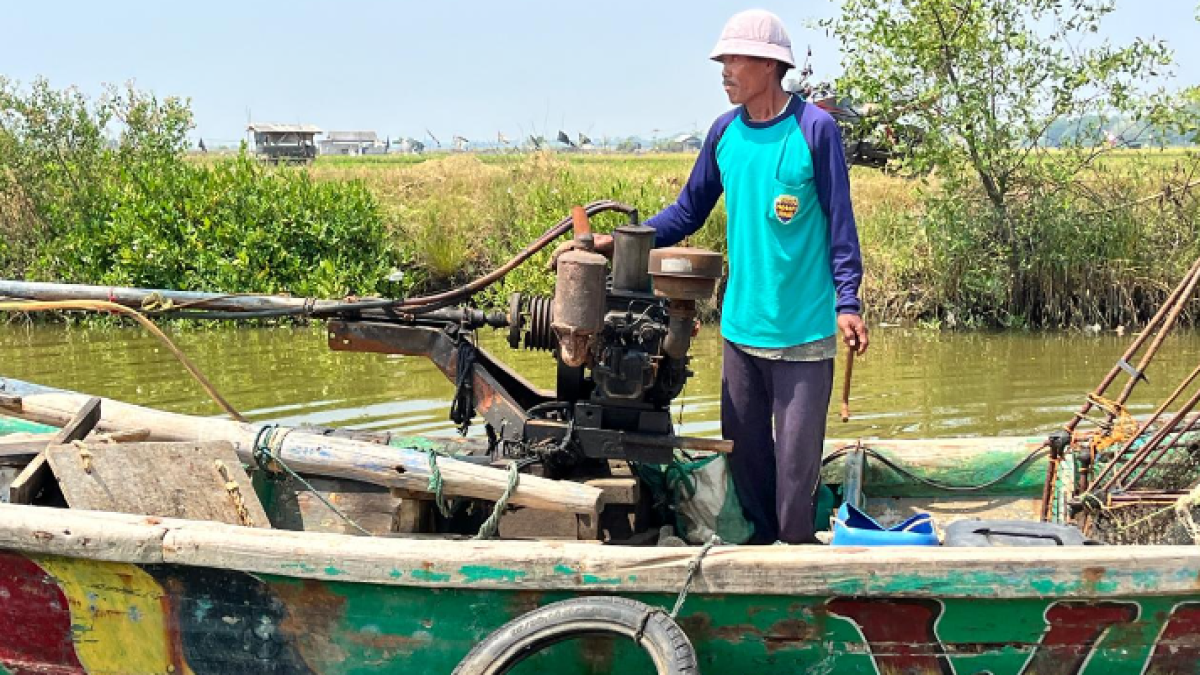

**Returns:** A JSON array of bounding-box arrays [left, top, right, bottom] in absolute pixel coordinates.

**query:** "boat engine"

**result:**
[[509, 226, 721, 410], [326, 207, 727, 470]]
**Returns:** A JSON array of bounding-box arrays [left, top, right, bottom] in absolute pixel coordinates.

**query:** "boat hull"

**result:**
[[2, 504, 1200, 675]]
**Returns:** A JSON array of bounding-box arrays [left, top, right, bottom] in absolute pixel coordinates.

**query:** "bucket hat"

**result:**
[[709, 9, 795, 68]]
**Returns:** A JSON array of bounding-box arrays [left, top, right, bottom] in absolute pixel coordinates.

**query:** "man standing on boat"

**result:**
[[560, 9, 867, 544]]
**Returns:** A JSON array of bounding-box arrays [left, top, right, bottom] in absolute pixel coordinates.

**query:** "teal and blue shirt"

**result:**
[[646, 96, 863, 349]]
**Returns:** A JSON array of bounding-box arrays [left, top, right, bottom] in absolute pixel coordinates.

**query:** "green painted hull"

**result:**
[[2, 547, 1200, 674], [0, 414, 55, 436], [3, 410, 1199, 673]]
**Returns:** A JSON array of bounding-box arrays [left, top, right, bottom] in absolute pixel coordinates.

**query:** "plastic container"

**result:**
[[830, 503, 940, 547]]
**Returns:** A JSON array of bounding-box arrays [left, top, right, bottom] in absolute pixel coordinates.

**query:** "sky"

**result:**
[[4, 1, 1198, 146]]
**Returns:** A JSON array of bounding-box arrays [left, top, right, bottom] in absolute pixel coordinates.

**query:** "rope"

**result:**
[[474, 461, 519, 540], [449, 337, 477, 437], [251, 424, 374, 536], [424, 447, 455, 518], [139, 291, 174, 313], [215, 459, 256, 527], [670, 534, 719, 618], [1086, 394, 1138, 453], [0, 299, 246, 422], [633, 534, 720, 648]]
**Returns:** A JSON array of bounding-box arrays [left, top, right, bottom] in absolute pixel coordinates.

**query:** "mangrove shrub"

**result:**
[[0, 78, 396, 298]]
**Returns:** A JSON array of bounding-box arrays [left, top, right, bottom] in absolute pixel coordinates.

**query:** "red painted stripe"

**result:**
[[1144, 602, 1200, 675], [1023, 601, 1138, 674], [827, 598, 953, 675], [0, 552, 85, 675]]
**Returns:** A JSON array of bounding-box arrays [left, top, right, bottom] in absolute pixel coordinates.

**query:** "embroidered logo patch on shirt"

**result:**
[[774, 194, 799, 224]]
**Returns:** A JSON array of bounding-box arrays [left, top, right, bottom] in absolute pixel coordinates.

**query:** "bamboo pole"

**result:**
[[0, 377, 603, 515]]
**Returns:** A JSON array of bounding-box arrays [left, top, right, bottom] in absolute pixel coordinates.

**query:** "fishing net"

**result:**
[[1079, 441, 1200, 545]]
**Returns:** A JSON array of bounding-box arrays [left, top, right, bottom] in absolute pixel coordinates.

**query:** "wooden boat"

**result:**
[[4, 378, 1200, 674]]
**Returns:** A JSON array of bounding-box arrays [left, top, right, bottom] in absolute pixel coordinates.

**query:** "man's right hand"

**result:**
[[547, 233, 615, 271]]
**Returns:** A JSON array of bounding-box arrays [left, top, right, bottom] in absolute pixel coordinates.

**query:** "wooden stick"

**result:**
[[840, 349, 856, 423], [0, 377, 603, 515]]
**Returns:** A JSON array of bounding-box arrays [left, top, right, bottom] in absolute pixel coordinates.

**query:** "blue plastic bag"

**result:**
[[831, 503, 940, 547]]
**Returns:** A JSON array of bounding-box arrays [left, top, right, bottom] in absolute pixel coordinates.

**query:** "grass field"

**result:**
[[67, 147, 1200, 328]]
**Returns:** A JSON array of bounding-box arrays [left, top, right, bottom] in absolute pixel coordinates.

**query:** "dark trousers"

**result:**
[[721, 340, 834, 544]]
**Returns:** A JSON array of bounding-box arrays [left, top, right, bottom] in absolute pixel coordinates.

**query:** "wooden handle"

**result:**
[[840, 348, 855, 423]]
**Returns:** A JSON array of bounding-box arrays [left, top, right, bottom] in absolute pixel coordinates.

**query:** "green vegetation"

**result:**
[[0, 78, 396, 299], [826, 0, 1200, 328], [308, 151, 1198, 329], [2, 73, 1197, 330]]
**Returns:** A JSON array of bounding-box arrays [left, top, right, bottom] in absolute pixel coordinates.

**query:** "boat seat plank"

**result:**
[[45, 441, 270, 528]]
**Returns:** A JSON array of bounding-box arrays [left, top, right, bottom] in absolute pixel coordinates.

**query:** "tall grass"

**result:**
[[307, 151, 1199, 329]]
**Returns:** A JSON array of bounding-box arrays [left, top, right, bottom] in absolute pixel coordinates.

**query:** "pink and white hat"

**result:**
[[709, 9, 795, 68]]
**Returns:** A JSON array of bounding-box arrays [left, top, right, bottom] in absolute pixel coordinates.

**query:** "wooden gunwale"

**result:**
[[1, 502, 1198, 600]]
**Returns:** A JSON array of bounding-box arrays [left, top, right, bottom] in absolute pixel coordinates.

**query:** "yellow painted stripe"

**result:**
[[33, 556, 193, 675]]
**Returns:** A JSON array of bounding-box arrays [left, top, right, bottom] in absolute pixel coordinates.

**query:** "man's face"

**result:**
[[720, 54, 777, 105]]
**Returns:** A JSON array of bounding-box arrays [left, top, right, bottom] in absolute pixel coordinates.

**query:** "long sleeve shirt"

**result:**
[[646, 95, 863, 349]]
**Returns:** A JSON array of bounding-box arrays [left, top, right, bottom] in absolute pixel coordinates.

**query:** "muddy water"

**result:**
[[2, 323, 1199, 440]]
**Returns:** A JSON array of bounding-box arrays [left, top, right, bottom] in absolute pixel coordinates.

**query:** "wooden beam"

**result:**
[[0, 377, 603, 515], [3, 503, 1197, 599], [8, 397, 104, 504], [52, 397, 102, 444], [8, 454, 48, 504]]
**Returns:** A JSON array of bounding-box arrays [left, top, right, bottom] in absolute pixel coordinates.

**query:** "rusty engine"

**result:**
[[326, 206, 727, 476]]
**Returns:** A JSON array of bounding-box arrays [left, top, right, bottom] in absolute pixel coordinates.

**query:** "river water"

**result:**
[[2, 323, 1198, 440]]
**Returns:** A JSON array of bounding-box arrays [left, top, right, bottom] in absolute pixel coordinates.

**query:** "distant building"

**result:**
[[670, 133, 703, 151], [319, 131, 383, 156], [394, 137, 425, 154], [247, 123, 321, 162]]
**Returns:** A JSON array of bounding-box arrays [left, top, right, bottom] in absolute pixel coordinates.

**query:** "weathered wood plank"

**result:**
[[52, 397, 102, 444], [0, 377, 603, 515], [583, 477, 639, 505], [45, 441, 270, 527], [2, 503, 1200, 598], [0, 504, 168, 563], [7, 398, 105, 505], [270, 476, 400, 535], [8, 453, 49, 504], [151, 508, 1200, 598]]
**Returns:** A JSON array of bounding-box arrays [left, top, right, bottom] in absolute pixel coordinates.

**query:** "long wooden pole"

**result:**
[[0, 377, 603, 515], [840, 350, 855, 423]]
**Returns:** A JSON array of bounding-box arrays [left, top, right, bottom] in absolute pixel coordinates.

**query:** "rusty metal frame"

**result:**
[[327, 319, 732, 464], [327, 320, 551, 443]]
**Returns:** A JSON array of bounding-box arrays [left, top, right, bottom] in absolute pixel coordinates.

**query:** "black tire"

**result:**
[[452, 596, 698, 675]]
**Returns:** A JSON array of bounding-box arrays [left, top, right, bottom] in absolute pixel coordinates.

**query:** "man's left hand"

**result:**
[[837, 313, 869, 356]]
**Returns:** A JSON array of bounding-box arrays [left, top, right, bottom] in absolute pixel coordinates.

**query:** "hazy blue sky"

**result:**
[[5, 1, 1197, 144]]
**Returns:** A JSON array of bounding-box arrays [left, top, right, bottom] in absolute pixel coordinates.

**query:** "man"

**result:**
[[562, 10, 867, 544]]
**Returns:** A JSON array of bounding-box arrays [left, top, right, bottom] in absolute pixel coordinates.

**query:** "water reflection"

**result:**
[[1, 322, 1196, 440]]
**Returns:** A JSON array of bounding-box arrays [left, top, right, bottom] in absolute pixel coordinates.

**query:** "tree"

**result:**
[[826, 0, 1171, 205], [823, 0, 1178, 326]]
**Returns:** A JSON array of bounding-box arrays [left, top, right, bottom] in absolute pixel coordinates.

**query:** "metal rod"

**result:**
[[1090, 362, 1200, 488], [840, 349, 855, 423], [1124, 403, 1200, 488], [1101, 383, 1200, 491], [1064, 256, 1200, 433], [1111, 263, 1200, 407]]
